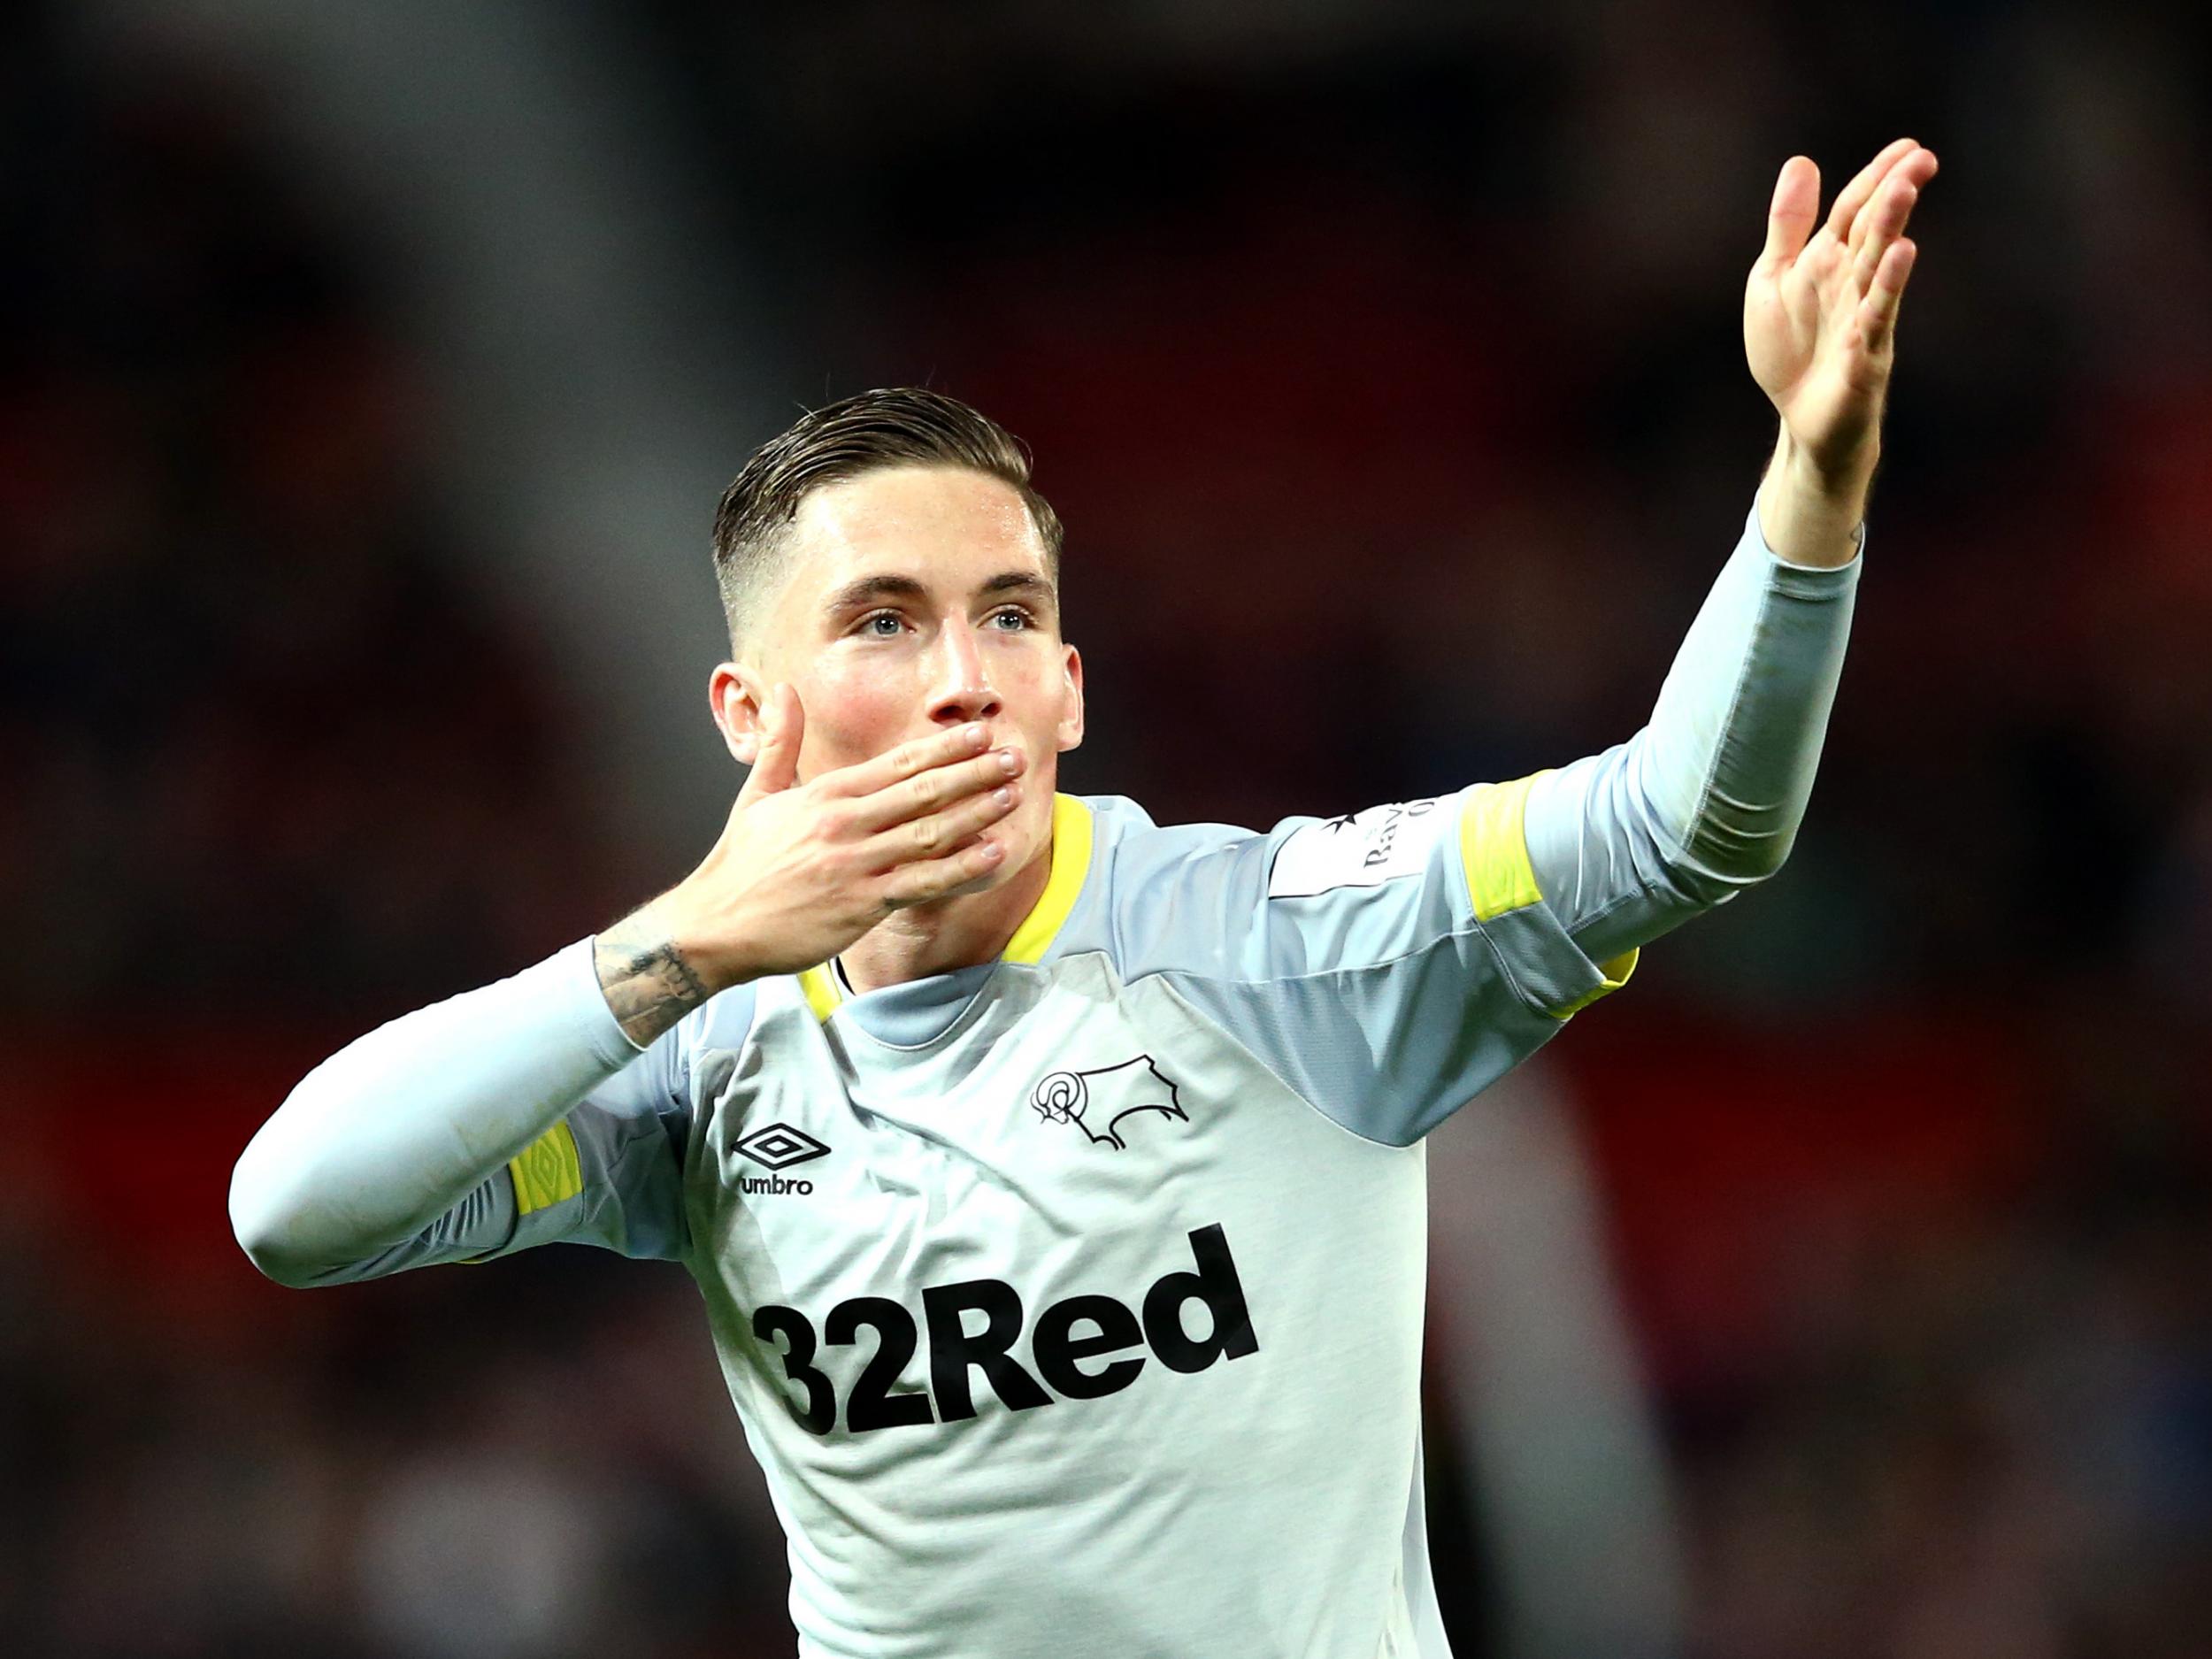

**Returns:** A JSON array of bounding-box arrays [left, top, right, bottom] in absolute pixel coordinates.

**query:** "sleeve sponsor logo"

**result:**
[[1265, 795, 1449, 897]]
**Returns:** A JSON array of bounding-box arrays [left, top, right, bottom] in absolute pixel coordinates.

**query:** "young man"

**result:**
[[232, 141, 1937, 1656]]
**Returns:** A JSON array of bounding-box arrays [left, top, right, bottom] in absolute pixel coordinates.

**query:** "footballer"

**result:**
[[233, 140, 1938, 1657]]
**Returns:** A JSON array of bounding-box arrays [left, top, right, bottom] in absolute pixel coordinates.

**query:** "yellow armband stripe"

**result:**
[[1461, 772, 1640, 1018], [509, 1120, 582, 1214], [1460, 774, 1547, 921]]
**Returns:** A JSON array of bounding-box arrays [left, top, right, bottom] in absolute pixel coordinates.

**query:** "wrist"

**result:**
[[593, 891, 726, 1048], [1758, 426, 1873, 569], [637, 881, 751, 996], [1778, 419, 1878, 495]]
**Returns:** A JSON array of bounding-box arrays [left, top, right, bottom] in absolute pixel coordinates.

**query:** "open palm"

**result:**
[[1746, 138, 1939, 482]]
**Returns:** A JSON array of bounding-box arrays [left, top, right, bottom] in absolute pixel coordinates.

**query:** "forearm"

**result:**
[[228, 938, 641, 1285], [1523, 474, 1860, 961]]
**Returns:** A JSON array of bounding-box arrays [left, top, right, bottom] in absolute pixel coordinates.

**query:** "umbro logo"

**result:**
[[737, 1122, 830, 1171], [734, 1122, 829, 1195], [1030, 1056, 1188, 1151]]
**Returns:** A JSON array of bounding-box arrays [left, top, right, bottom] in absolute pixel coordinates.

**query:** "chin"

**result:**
[[979, 813, 1051, 889]]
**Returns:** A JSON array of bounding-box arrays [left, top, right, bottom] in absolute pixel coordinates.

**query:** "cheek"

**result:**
[[1001, 653, 1071, 733], [792, 665, 909, 774]]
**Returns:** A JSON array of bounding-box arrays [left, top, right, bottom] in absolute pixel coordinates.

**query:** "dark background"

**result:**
[[4, 2, 2210, 1655]]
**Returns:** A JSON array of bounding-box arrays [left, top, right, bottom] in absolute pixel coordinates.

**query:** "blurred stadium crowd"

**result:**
[[4, 3, 2210, 1656]]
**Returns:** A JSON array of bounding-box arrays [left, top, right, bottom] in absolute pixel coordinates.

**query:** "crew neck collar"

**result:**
[[796, 793, 1095, 1030]]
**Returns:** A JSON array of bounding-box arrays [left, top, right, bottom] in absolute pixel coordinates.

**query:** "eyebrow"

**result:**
[[821, 570, 1056, 616]]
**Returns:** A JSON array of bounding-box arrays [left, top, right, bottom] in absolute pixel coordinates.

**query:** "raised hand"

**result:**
[[595, 687, 1025, 1044], [1746, 138, 1939, 488]]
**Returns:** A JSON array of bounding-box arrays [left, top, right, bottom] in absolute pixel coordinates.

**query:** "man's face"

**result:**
[[720, 464, 1084, 889]]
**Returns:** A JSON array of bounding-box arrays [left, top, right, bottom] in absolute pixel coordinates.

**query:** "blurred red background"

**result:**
[[5, 3, 2210, 1656]]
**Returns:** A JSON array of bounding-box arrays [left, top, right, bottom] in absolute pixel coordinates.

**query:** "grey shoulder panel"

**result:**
[[1080, 789, 1623, 1146], [1159, 939, 1567, 1149], [1074, 792, 1469, 986]]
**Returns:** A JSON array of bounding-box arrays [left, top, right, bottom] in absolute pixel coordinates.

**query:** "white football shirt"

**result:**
[[493, 781, 1631, 1658]]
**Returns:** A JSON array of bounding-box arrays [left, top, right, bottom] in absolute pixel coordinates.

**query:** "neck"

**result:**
[[838, 838, 1056, 995]]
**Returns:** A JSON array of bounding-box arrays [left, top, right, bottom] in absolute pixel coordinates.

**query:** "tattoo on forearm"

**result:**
[[594, 914, 710, 1048]]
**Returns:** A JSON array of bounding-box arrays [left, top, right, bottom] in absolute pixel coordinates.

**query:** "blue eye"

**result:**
[[863, 613, 902, 637], [989, 609, 1032, 631]]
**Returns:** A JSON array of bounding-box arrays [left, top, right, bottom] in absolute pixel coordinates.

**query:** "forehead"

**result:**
[[782, 465, 1048, 596]]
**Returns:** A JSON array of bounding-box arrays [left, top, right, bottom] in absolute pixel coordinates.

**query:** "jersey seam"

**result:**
[[814, 971, 1002, 1055], [1537, 755, 1724, 957], [1106, 809, 1525, 1002], [1131, 903, 1556, 1012], [672, 987, 759, 1271], [1558, 872, 1679, 948], [1682, 582, 1770, 850], [1147, 966, 1428, 1153], [1141, 909, 1556, 1151]]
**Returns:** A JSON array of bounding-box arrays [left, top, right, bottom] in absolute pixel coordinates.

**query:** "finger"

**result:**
[[1824, 137, 1919, 245], [880, 834, 1010, 910], [1849, 174, 1919, 293], [1852, 146, 1939, 250], [826, 721, 995, 801], [871, 777, 1022, 867], [739, 684, 803, 801], [1851, 144, 1937, 289], [1860, 237, 1916, 351], [1757, 156, 1820, 272], [850, 744, 1025, 834]]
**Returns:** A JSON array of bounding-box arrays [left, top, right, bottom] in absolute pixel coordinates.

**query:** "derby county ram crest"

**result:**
[[1028, 1056, 1188, 1151]]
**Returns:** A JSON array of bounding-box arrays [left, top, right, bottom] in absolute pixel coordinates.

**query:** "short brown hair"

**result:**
[[711, 387, 1064, 650]]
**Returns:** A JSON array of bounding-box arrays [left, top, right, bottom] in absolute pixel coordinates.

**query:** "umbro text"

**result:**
[[739, 1173, 815, 1196]]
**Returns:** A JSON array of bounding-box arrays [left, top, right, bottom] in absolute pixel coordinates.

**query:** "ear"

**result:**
[[1055, 643, 1086, 754], [709, 662, 768, 764]]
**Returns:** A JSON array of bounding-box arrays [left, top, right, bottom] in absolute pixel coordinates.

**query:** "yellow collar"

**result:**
[[798, 793, 1094, 1019]]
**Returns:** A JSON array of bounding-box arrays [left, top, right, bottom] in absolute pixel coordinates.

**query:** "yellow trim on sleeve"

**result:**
[[1551, 949, 1639, 1018], [1460, 774, 1547, 921], [1002, 794, 1095, 964], [509, 1120, 583, 1214], [1461, 772, 1637, 1018]]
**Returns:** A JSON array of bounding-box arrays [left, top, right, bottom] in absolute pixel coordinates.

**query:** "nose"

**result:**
[[926, 622, 1002, 727]]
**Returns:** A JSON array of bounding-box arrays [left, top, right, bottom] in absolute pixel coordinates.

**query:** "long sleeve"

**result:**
[[1523, 496, 1861, 964], [229, 938, 697, 1287]]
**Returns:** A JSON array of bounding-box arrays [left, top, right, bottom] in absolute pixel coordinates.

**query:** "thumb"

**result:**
[[1757, 155, 1819, 275], [739, 684, 803, 801]]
